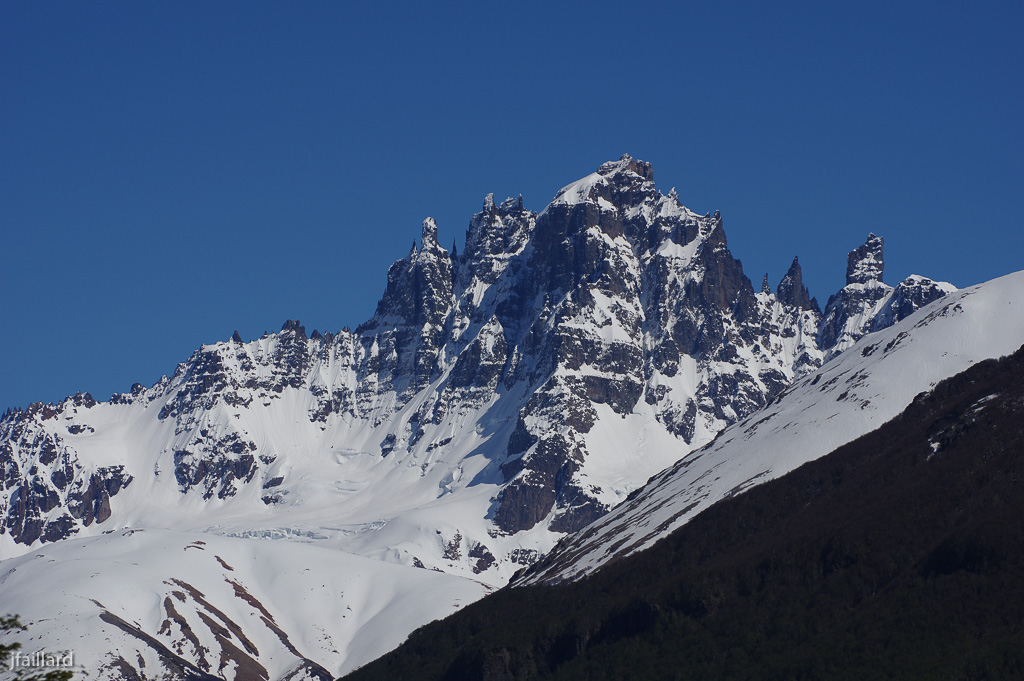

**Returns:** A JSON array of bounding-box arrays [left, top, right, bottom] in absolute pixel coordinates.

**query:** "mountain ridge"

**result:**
[[0, 155, 970, 680], [1, 155, 954, 554]]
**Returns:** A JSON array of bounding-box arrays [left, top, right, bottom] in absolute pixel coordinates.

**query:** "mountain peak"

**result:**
[[597, 153, 654, 182], [846, 233, 885, 285], [549, 155, 655, 208]]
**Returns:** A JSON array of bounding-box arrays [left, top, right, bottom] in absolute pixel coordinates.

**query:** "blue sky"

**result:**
[[2, 1, 1022, 410]]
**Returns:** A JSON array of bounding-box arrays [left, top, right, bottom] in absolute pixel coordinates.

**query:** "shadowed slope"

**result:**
[[344, 344, 1024, 681]]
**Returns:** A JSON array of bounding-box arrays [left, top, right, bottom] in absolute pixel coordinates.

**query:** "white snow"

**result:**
[[551, 171, 606, 207], [0, 529, 489, 678]]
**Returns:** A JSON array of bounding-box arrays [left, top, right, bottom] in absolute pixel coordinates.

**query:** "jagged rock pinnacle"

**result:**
[[846, 233, 884, 285], [597, 153, 654, 182], [280, 320, 307, 338], [500, 195, 524, 212], [422, 217, 438, 250], [777, 256, 819, 312]]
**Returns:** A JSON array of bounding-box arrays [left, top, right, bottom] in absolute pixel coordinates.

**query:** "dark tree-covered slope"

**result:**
[[344, 344, 1024, 681]]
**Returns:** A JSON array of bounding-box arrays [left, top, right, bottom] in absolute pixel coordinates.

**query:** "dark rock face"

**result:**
[[173, 436, 257, 500], [0, 155, 955, 547], [776, 257, 819, 313], [0, 409, 132, 544], [358, 218, 454, 401], [845, 233, 885, 284], [471, 157, 831, 532]]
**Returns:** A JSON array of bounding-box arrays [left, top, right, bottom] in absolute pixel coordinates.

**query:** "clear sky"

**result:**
[[2, 1, 1022, 411]]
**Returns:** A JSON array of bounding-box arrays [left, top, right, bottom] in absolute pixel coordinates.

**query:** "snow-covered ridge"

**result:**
[[519, 269, 1024, 585], [549, 155, 648, 207]]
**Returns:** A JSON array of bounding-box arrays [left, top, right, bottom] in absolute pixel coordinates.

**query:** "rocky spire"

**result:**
[[776, 256, 820, 312], [761, 273, 771, 295], [462, 192, 535, 290], [421, 217, 439, 251], [846, 233, 884, 285], [482, 193, 496, 214], [819, 235, 892, 355]]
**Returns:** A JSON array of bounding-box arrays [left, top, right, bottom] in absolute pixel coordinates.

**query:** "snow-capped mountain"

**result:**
[[519, 270, 1024, 585], [0, 156, 959, 679]]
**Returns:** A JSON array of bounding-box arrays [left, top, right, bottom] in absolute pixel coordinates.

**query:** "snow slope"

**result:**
[[520, 270, 1024, 584], [0, 528, 489, 679]]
